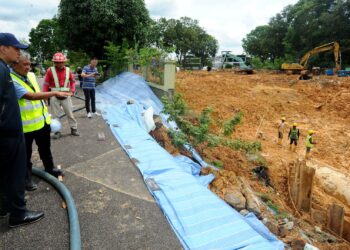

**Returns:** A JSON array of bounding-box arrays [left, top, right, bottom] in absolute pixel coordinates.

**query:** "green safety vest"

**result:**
[[50, 66, 70, 92], [11, 72, 51, 133], [306, 135, 313, 148], [290, 128, 299, 139]]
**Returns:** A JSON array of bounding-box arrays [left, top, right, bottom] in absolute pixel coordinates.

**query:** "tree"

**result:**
[[152, 17, 218, 65], [242, 25, 271, 61], [58, 0, 151, 58], [28, 18, 64, 62], [243, 0, 350, 67]]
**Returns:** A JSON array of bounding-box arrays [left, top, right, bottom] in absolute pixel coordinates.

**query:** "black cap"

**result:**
[[0, 33, 29, 49]]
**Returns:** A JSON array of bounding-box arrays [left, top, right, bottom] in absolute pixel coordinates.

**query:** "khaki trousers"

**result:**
[[50, 96, 77, 130]]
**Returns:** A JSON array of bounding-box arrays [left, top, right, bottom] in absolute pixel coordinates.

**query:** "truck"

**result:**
[[212, 51, 253, 74], [281, 41, 341, 74]]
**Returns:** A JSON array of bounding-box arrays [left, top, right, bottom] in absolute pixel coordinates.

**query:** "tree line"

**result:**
[[242, 0, 350, 69], [28, 0, 218, 68]]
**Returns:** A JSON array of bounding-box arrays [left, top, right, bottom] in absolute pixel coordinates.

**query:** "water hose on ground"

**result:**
[[32, 167, 81, 250]]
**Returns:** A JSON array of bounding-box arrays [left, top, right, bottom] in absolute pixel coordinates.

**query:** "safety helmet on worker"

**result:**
[[293, 123, 297, 127], [281, 117, 286, 121], [308, 129, 314, 135], [52, 52, 67, 62]]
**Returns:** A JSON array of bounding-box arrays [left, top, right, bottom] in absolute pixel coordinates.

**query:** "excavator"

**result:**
[[281, 41, 341, 73]]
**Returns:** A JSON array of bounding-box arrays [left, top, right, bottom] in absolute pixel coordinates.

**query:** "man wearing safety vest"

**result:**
[[43, 52, 79, 138], [11, 51, 67, 191], [305, 130, 316, 159], [288, 123, 300, 152]]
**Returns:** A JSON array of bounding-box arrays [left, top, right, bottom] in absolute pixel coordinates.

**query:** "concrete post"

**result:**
[[163, 61, 176, 91]]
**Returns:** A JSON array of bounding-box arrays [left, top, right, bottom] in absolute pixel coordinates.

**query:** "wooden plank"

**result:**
[[342, 219, 350, 242], [290, 161, 300, 205], [297, 161, 315, 212], [328, 203, 344, 236]]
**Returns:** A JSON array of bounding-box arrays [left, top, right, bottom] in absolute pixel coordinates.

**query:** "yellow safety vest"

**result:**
[[50, 66, 71, 92], [306, 135, 313, 148], [11, 72, 51, 133]]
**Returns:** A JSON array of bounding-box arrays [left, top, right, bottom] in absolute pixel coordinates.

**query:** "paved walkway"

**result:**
[[0, 87, 182, 250]]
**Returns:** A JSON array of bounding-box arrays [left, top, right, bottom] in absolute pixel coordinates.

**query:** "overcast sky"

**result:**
[[0, 0, 298, 54]]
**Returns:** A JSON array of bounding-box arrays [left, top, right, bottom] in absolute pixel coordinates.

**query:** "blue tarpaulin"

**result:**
[[96, 72, 284, 250]]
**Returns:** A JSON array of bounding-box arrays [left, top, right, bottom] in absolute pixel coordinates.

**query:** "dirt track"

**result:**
[[175, 70, 350, 249]]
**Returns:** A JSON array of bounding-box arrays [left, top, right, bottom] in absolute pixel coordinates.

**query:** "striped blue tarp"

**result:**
[[96, 72, 284, 250]]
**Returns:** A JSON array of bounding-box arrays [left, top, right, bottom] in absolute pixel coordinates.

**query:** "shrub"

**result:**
[[223, 111, 244, 136]]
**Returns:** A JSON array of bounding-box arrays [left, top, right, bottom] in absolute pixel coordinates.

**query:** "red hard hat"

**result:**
[[52, 52, 67, 62]]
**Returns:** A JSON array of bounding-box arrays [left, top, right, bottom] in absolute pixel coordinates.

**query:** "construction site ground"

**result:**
[[173, 70, 350, 249], [0, 86, 181, 250]]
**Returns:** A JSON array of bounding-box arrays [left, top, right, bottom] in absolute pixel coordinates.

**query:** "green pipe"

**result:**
[[32, 167, 81, 250]]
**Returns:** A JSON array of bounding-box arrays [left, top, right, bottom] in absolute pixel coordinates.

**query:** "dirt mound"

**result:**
[[175, 70, 350, 249]]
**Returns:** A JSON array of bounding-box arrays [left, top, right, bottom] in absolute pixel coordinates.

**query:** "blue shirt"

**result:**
[[0, 59, 23, 137], [82, 65, 98, 89], [10, 70, 29, 99]]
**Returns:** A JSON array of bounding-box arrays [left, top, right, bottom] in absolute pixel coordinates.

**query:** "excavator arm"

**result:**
[[300, 41, 341, 70], [281, 41, 341, 72]]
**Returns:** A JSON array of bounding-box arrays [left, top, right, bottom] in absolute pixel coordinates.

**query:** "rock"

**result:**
[[212, 178, 224, 189], [265, 220, 279, 236], [323, 180, 337, 194], [291, 239, 306, 250], [240, 209, 250, 216], [279, 224, 287, 237], [239, 177, 261, 216], [224, 189, 246, 210], [314, 226, 322, 234], [286, 221, 294, 230]]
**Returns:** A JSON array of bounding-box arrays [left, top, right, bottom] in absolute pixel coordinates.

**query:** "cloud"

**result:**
[[145, 0, 298, 53], [0, 0, 298, 54], [0, 0, 59, 40]]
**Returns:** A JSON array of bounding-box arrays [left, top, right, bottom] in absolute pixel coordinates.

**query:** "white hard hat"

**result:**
[[50, 118, 62, 133]]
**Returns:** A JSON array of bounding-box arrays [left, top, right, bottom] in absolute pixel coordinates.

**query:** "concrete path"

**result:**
[[0, 87, 182, 250]]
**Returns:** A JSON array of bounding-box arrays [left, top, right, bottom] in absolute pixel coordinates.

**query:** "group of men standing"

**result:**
[[278, 117, 316, 159], [0, 32, 100, 228]]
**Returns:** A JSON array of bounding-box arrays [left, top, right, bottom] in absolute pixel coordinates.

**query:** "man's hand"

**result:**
[[55, 92, 72, 98]]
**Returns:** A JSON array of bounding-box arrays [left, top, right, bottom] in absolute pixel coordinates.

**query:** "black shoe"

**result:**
[[9, 210, 44, 228], [25, 182, 38, 192], [45, 168, 64, 178], [0, 211, 8, 218]]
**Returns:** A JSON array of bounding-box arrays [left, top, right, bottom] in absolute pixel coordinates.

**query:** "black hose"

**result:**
[[32, 167, 81, 250]]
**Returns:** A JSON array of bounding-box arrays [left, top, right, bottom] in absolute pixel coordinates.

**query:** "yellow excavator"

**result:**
[[281, 41, 341, 73]]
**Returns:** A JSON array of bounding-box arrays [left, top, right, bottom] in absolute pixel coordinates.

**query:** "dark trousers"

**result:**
[[24, 124, 54, 184], [83, 88, 96, 113], [0, 134, 27, 216]]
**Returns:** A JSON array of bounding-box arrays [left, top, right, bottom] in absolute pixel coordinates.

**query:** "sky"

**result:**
[[0, 0, 298, 54]]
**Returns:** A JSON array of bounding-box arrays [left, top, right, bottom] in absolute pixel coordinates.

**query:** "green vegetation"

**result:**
[[162, 94, 261, 154], [58, 0, 151, 58], [104, 40, 134, 75], [223, 111, 244, 136], [151, 17, 218, 66], [243, 0, 350, 68], [212, 160, 224, 169], [259, 194, 287, 217], [28, 18, 64, 62]]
